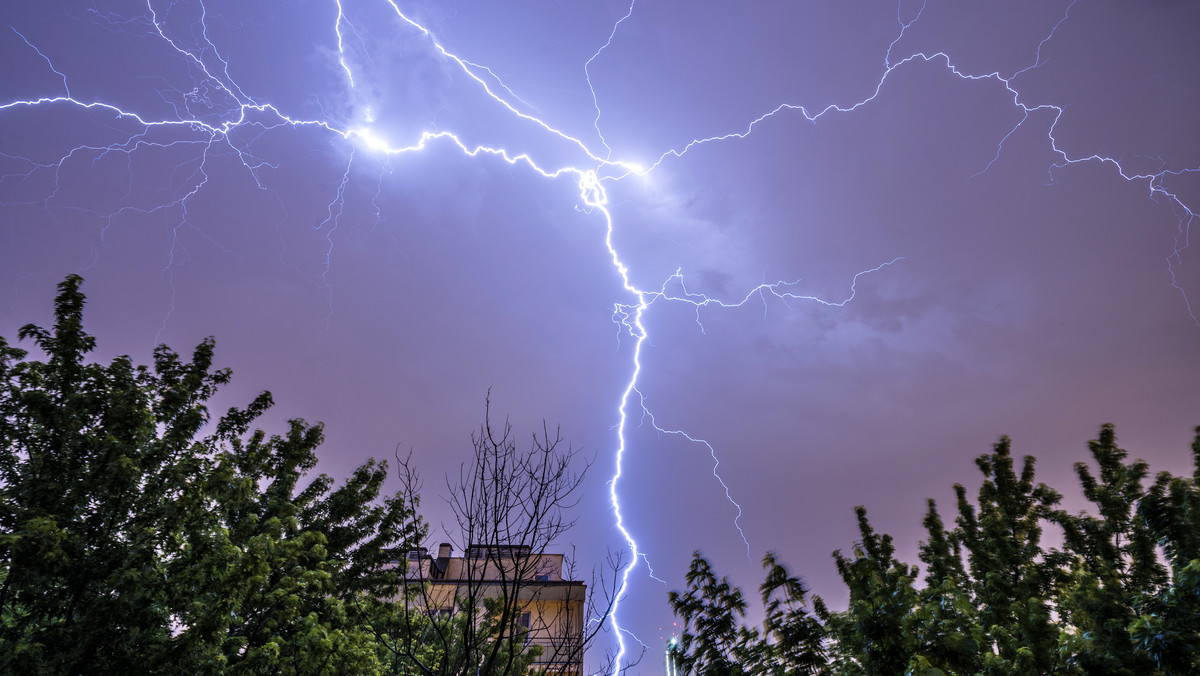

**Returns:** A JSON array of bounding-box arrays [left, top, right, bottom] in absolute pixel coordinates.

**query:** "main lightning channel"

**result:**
[[0, 5, 772, 671]]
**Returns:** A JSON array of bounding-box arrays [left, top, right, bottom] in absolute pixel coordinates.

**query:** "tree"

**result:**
[[1130, 427, 1200, 674], [668, 552, 752, 676], [752, 552, 826, 675], [374, 399, 619, 676], [667, 426, 1200, 675], [668, 551, 824, 676], [816, 507, 919, 676], [1055, 424, 1164, 674], [0, 276, 423, 674], [949, 436, 1066, 675], [908, 499, 984, 675]]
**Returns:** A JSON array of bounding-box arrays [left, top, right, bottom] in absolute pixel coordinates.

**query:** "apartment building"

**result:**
[[404, 543, 587, 675]]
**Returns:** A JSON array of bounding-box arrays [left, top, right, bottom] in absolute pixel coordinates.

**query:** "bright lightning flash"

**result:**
[[2, 2, 1198, 675]]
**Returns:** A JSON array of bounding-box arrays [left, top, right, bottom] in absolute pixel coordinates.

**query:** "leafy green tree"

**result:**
[[815, 506, 919, 676], [668, 552, 752, 676], [750, 552, 826, 675], [951, 436, 1066, 675], [367, 593, 545, 676], [669, 551, 826, 676], [668, 426, 1200, 675], [1054, 424, 1163, 674], [0, 276, 423, 675], [1130, 427, 1200, 674], [909, 499, 984, 675]]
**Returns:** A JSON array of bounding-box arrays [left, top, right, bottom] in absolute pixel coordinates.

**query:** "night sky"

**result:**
[[2, 0, 1199, 671]]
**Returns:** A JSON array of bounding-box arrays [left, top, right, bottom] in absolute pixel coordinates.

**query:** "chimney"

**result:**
[[438, 542, 452, 559]]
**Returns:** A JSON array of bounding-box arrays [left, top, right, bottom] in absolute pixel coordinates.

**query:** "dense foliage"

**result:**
[[0, 276, 567, 675], [669, 429, 1200, 675]]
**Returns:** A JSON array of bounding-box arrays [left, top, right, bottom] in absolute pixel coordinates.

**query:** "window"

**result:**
[[519, 611, 532, 645]]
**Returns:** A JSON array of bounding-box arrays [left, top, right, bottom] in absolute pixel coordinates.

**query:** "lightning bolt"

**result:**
[[3, 1, 1199, 674]]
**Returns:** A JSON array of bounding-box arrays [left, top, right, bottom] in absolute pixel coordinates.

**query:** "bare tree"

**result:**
[[373, 395, 625, 676]]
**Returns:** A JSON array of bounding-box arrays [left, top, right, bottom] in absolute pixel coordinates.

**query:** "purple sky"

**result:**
[[2, 0, 1199, 671]]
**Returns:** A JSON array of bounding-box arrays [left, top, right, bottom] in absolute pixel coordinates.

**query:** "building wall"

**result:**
[[403, 544, 586, 674]]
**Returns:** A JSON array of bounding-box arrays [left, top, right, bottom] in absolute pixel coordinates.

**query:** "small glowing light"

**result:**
[[352, 127, 390, 153]]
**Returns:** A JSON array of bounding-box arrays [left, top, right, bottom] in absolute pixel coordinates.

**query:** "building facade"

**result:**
[[405, 543, 587, 675]]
